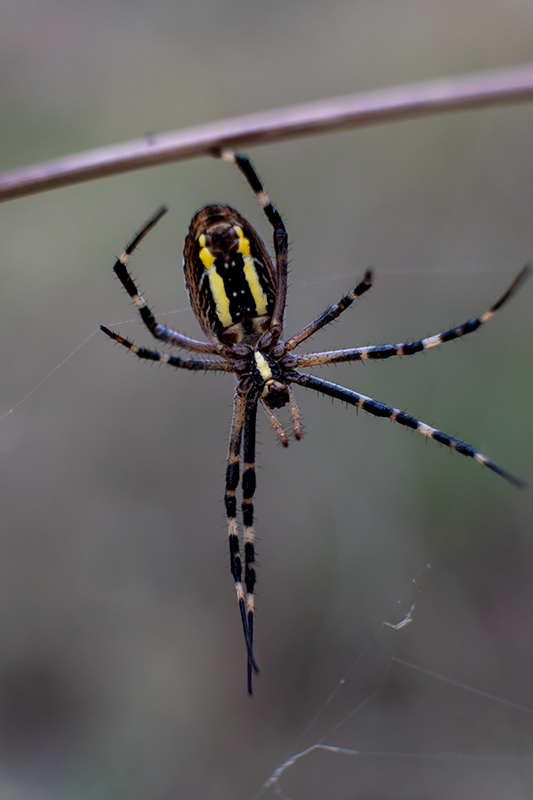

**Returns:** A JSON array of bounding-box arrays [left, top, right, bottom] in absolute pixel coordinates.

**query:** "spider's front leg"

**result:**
[[294, 266, 530, 367], [285, 270, 373, 352], [225, 388, 259, 692]]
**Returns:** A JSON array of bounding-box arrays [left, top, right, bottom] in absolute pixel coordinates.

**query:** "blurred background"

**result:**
[[1, 0, 533, 798]]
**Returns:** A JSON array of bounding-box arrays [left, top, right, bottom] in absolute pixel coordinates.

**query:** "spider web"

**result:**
[[252, 557, 533, 800]]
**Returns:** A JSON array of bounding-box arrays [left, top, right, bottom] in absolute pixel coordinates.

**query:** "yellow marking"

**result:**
[[243, 257, 268, 315], [234, 227, 249, 256], [246, 594, 255, 613], [254, 352, 273, 381], [199, 243, 216, 270], [235, 226, 269, 316], [199, 244, 233, 328], [236, 583, 245, 602], [228, 518, 238, 536]]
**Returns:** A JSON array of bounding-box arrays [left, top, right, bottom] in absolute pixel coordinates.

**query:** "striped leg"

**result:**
[[260, 386, 302, 446], [219, 151, 289, 333], [261, 400, 289, 447], [112, 208, 224, 355], [295, 266, 530, 367], [289, 372, 526, 488], [225, 390, 259, 684], [285, 270, 373, 352], [242, 395, 260, 693], [100, 327, 233, 371], [288, 385, 303, 440]]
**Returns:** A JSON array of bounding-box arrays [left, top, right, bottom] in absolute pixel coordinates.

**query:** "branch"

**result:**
[[2, 63, 533, 203]]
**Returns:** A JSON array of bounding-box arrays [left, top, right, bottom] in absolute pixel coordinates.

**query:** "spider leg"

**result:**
[[242, 393, 260, 693], [294, 266, 530, 367], [261, 400, 289, 447], [218, 151, 288, 334], [225, 389, 259, 686], [112, 208, 227, 356], [261, 387, 302, 445], [100, 327, 234, 371], [289, 371, 526, 488], [285, 270, 373, 352], [288, 385, 303, 440]]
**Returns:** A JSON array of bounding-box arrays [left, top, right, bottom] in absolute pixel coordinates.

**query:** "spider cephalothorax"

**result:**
[[101, 150, 528, 694]]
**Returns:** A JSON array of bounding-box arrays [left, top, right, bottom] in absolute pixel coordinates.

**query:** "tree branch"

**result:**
[[2, 63, 533, 203]]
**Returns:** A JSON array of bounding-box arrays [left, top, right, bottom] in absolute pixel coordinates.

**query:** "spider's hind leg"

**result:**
[[217, 150, 289, 334], [242, 395, 260, 694], [225, 390, 259, 692], [290, 372, 526, 488]]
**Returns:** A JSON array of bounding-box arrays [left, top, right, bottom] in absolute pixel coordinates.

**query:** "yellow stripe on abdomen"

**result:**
[[235, 226, 269, 317], [199, 242, 233, 328]]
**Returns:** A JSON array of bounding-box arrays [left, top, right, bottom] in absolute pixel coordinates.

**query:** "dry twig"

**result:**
[[2, 63, 533, 203]]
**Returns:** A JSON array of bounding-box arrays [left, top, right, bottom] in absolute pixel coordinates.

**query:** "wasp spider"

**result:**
[[101, 151, 529, 694]]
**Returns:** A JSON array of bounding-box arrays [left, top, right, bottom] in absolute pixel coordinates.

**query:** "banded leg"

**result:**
[[225, 390, 259, 680], [261, 386, 302, 445], [219, 151, 289, 333], [294, 266, 530, 367], [261, 400, 289, 447], [289, 372, 525, 488], [288, 385, 303, 440], [285, 270, 373, 352], [100, 327, 234, 371], [242, 394, 260, 693], [112, 208, 225, 355]]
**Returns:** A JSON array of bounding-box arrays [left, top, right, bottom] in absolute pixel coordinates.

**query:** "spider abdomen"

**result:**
[[184, 204, 277, 346]]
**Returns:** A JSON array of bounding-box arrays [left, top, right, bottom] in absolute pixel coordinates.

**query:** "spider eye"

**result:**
[[262, 380, 289, 409]]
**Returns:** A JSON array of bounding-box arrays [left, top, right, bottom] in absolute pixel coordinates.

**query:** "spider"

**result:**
[[101, 151, 529, 694]]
